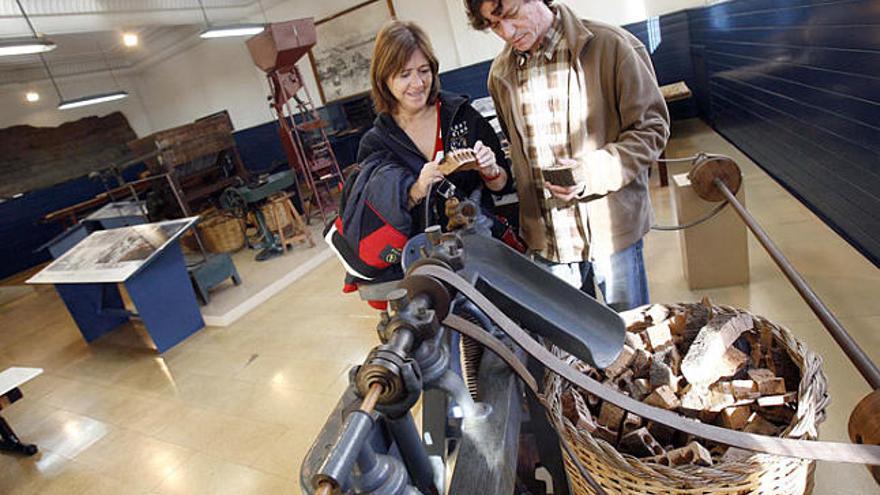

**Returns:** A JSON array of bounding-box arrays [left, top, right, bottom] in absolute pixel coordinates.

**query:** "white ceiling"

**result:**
[[0, 0, 271, 35], [0, 0, 295, 85]]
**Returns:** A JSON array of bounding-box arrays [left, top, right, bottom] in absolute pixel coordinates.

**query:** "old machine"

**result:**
[[246, 18, 345, 226], [300, 157, 880, 494], [218, 169, 311, 261], [127, 111, 250, 218]]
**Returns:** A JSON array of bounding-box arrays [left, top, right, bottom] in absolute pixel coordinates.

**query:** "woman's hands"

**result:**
[[474, 140, 500, 176], [474, 140, 506, 190], [409, 141, 506, 207], [409, 160, 443, 205]]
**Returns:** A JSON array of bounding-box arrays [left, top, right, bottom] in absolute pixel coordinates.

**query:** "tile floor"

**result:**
[[1, 118, 878, 494]]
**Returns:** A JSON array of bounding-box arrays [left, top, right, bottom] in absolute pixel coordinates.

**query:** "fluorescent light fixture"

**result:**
[[123, 32, 139, 47], [25, 91, 39, 102], [0, 36, 56, 57], [199, 24, 265, 39], [58, 90, 128, 110]]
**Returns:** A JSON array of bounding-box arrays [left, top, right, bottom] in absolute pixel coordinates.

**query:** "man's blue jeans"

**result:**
[[533, 239, 649, 312]]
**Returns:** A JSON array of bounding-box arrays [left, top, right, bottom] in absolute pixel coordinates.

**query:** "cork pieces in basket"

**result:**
[[546, 301, 828, 495]]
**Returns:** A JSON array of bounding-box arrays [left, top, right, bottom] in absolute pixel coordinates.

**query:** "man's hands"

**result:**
[[410, 160, 443, 204], [544, 158, 584, 201]]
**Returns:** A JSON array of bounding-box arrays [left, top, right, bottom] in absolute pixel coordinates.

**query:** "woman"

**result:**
[[357, 20, 513, 234], [332, 21, 517, 309]]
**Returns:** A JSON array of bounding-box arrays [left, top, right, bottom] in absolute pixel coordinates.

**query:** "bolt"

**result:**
[[387, 289, 409, 313], [426, 225, 442, 246]]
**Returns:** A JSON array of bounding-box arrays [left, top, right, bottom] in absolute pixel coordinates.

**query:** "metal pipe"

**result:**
[[356, 436, 379, 474], [389, 328, 415, 355], [387, 414, 439, 495], [714, 177, 880, 390], [314, 383, 383, 495], [352, 440, 413, 495], [315, 411, 374, 493], [361, 383, 383, 413]]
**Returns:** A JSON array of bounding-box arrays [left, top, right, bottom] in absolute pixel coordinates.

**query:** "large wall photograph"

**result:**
[[310, 0, 395, 103]]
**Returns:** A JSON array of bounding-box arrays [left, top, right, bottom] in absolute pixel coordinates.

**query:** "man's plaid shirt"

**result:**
[[515, 12, 590, 264]]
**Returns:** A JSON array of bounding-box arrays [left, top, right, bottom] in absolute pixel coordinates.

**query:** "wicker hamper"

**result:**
[[262, 201, 292, 232], [545, 302, 829, 495], [199, 213, 246, 253]]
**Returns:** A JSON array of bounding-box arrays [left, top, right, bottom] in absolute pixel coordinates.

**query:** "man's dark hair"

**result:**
[[463, 0, 554, 30]]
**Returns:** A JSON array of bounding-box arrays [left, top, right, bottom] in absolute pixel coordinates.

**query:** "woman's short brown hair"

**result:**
[[463, 0, 554, 30], [370, 21, 441, 115]]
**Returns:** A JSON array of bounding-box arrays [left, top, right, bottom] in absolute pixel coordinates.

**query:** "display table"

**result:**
[[84, 200, 147, 229], [27, 218, 204, 353], [0, 367, 42, 456], [37, 221, 96, 259], [672, 173, 749, 289], [38, 201, 148, 260]]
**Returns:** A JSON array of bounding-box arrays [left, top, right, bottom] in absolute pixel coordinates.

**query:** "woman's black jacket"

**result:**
[[356, 91, 513, 233]]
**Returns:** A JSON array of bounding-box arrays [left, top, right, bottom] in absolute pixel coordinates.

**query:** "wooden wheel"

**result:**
[[688, 155, 742, 203], [849, 389, 880, 484]]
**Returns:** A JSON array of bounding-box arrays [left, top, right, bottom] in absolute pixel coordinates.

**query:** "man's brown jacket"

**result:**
[[488, 3, 670, 257]]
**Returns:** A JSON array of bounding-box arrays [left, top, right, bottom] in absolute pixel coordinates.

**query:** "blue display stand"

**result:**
[[54, 283, 129, 342], [28, 218, 204, 354], [37, 222, 96, 259], [85, 201, 147, 230], [124, 242, 203, 352], [52, 241, 203, 353], [96, 215, 146, 230]]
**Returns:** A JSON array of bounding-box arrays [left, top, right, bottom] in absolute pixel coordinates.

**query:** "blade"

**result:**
[[459, 232, 625, 368]]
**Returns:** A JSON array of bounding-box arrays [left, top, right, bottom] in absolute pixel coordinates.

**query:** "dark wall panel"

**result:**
[[440, 60, 493, 100], [625, 11, 699, 119], [689, 0, 880, 266]]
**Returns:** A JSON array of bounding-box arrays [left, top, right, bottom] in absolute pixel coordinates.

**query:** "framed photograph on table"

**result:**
[[308, 0, 396, 104]]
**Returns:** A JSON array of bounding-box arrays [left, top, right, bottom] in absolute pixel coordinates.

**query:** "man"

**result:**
[[464, 0, 669, 311]]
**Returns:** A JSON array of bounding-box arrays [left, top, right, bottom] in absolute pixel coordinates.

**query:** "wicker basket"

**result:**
[[199, 213, 245, 253], [545, 302, 829, 495], [262, 201, 292, 232]]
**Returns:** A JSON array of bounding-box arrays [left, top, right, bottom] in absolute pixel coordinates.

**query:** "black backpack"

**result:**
[[323, 152, 414, 284]]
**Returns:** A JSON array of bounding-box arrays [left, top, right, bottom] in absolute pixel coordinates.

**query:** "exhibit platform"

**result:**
[[196, 221, 331, 327]]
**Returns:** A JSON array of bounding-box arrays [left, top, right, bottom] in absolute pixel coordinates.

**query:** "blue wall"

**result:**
[[0, 165, 144, 280], [689, 0, 880, 267], [625, 11, 699, 120], [439, 60, 493, 99]]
